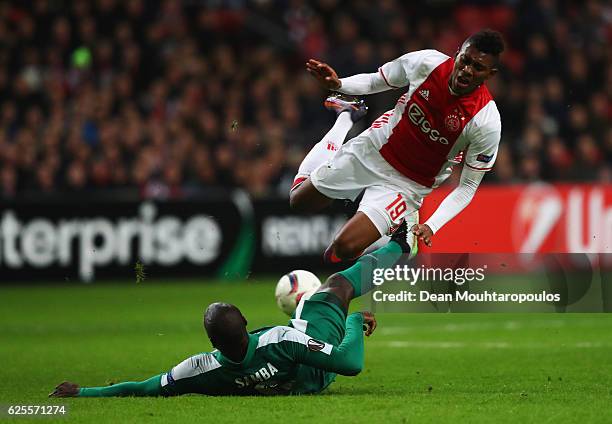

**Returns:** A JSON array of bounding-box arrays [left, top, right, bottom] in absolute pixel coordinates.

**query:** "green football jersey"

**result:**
[[160, 312, 364, 396]]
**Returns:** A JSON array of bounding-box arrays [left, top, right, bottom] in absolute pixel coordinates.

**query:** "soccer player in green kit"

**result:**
[[50, 222, 414, 397]]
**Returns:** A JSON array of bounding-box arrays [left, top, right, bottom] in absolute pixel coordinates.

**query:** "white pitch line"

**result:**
[[378, 341, 612, 349], [378, 319, 568, 335], [575, 341, 604, 348], [387, 341, 465, 348]]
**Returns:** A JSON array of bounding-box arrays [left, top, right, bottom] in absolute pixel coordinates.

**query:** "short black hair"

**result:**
[[466, 29, 505, 57], [204, 302, 247, 350]]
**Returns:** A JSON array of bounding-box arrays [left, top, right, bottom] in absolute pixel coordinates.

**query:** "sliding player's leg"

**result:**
[[287, 242, 398, 393], [288, 222, 413, 394], [290, 95, 367, 213], [288, 220, 413, 395], [290, 220, 414, 339]]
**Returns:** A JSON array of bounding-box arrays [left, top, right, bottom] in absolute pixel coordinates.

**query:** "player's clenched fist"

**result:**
[[361, 311, 377, 337], [306, 59, 341, 90], [411, 224, 434, 247]]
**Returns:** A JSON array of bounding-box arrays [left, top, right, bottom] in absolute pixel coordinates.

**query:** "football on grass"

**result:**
[[275, 270, 321, 316]]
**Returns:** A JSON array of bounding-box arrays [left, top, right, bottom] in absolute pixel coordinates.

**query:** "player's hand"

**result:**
[[49, 381, 80, 397], [411, 224, 434, 247], [306, 59, 341, 90], [361, 311, 377, 336]]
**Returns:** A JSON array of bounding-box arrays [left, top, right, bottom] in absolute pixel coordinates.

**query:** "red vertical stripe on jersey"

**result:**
[[380, 58, 493, 187]]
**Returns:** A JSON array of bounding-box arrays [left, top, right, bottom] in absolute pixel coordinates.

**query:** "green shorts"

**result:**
[[291, 291, 347, 344], [289, 292, 348, 394]]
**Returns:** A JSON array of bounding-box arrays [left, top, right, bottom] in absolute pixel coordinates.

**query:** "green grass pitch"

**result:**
[[1, 280, 611, 423]]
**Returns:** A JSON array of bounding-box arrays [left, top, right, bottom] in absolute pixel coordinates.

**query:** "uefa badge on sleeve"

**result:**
[[476, 154, 493, 163]]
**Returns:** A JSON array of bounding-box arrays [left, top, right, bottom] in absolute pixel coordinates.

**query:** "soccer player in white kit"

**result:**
[[290, 29, 504, 262]]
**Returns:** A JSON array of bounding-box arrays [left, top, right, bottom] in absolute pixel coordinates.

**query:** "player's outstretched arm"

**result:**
[[50, 374, 165, 397], [306, 59, 394, 95], [49, 382, 79, 397], [420, 167, 485, 245], [311, 50, 435, 95]]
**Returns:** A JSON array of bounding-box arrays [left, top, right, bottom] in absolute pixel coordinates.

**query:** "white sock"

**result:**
[[295, 112, 353, 180]]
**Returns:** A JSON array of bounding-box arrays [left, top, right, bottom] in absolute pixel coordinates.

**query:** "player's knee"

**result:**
[[331, 236, 363, 260], [289, 180, 331, 213], [290, 186, 322, 213], [315, 273, 354, 314], [289, 190, 306, 212], [320, 273, 354, 297]]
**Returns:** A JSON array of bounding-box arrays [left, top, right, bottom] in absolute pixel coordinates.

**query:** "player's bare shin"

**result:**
[[325, 212, 381, 261], [319, 222, 411, 309]]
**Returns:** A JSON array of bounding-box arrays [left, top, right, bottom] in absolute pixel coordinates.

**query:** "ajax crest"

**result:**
[[444, 114, 461, 132]]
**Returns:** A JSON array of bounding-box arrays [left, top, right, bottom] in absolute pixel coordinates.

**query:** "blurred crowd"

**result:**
[[0, 0, 610, 199]]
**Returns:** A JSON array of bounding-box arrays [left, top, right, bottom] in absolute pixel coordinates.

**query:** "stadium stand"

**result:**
[[0, 0, 609, 199]]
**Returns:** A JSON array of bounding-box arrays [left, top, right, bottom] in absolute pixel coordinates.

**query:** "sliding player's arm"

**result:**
[[286, 312, 371, 376], [417, 109, 501, 245], [50, 375, 164, 397], [306, 50, 437, 95]]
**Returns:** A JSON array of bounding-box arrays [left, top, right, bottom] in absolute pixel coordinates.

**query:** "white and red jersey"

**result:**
[[359, 50, 501, 189]]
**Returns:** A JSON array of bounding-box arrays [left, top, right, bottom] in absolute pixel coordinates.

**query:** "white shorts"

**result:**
[[310, 135, 430, 236]]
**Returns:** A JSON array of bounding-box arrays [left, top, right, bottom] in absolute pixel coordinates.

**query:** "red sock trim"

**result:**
[[323, 246, 364, 264], [290, 176, 307, 192]]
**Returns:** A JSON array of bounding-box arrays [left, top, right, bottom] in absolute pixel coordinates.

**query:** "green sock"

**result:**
[[79, 374, 163, 397], [339, 241, 403, 298]]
